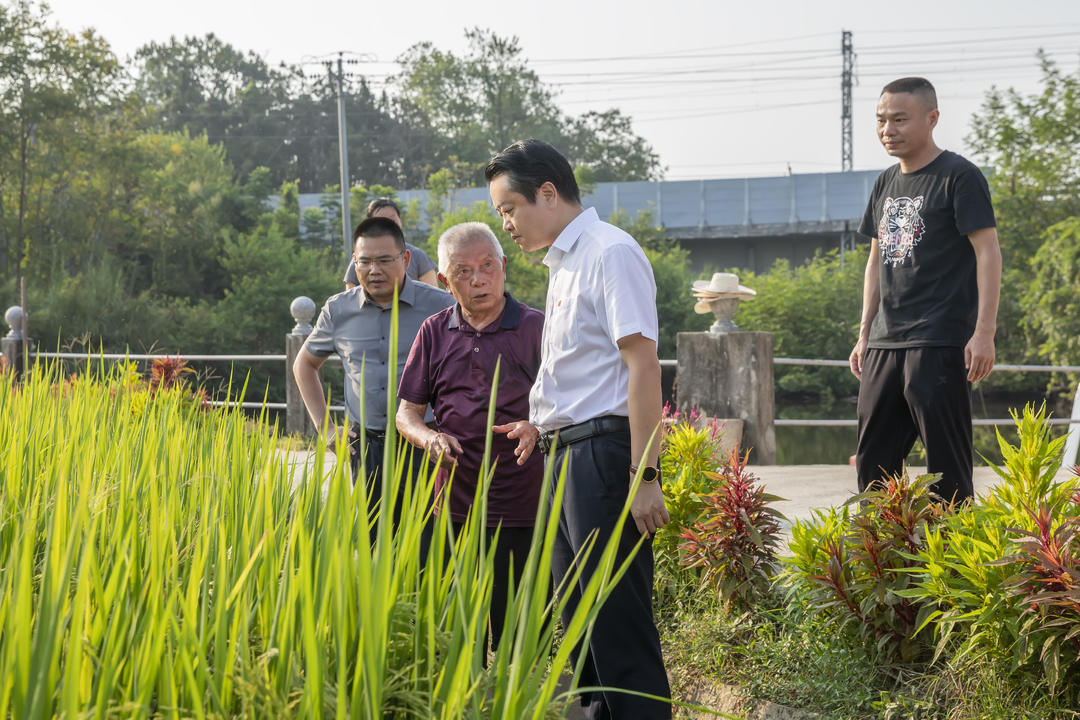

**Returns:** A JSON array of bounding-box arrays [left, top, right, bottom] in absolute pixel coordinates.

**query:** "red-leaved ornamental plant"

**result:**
[[679, 448, 786, 609], [1005, 501, 1080, 693], [787, 472, 949, 664], [149, 355, 194, 393]]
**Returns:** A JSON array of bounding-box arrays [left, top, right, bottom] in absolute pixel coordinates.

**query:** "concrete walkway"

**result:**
[[749, 463, 1077, 529]]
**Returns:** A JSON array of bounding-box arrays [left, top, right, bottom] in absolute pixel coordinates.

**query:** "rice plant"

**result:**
[[0, 308, 642, 717]]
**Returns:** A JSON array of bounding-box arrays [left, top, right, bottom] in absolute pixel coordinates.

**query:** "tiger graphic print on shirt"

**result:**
[[877, 195, 925, 266]]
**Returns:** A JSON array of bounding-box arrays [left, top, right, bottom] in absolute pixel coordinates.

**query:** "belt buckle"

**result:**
[[539, 430, 559, 454]]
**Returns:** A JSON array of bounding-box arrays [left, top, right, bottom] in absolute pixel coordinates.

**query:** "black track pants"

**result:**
[[855, 347, 974, 503]]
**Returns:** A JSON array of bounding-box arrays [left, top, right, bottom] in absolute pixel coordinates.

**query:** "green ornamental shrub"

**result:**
[[652, 405, 732, 607]]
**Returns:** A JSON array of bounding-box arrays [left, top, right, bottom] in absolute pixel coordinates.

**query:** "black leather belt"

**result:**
[[350, 423, 385, 440], [537, 415, 631, 454]]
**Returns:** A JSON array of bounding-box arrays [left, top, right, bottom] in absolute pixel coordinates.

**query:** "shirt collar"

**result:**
[[358, 275, 416, 309], [544, 207, 599, 267], [448, 292, 519, 333]]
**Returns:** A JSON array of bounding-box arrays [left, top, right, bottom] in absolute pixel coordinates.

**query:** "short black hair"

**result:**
[[484, 139, 581, 205], [365, 196, 402, 219], [353, 216, 405, 252], [880, 77, 938, 111]]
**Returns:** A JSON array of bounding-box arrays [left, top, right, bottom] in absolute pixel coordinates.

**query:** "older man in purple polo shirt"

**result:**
[[396, 221, 544, 650]]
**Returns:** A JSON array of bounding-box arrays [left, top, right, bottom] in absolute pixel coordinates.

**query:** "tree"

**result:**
[[0, 0, 126, 280], [117, 130, 238, 299], [966, 55, 1080, 383], [391, 28, 661, 185], [967, 54, 1080, 268], [567, 110, 663, 182], [133, 36, 419, 190], [1024, 217, 1080, 394], [134, 34, 297, 182]]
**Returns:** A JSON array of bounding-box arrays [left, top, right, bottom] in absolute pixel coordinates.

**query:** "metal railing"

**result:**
[[33, 351, 346, 414], [772, 357, 1080, 427], [11, 303, 1080, 471]]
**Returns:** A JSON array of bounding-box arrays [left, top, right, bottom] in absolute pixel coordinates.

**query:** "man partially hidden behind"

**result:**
[[293, 216, 453, 524], [396, 221, 544, 652], [343, 197, 439, 289], [486, 139, 671, 720], [850, 77, 1002, 503]]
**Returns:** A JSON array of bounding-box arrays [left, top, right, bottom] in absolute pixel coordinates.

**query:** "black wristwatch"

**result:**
[[630, 464, 661, 484]]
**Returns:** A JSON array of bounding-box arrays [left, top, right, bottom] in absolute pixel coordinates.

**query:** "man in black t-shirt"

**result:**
[[850, 77, 1002, 503]]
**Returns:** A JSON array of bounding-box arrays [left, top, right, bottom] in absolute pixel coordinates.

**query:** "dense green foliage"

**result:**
[[390, 28, 661, 186], [655, 406, 1080, 718], [735, 247, 864, 403], [966, 55, 1080, 395], [0, 1, 670, 403], [1025, 216, 1080, 389]]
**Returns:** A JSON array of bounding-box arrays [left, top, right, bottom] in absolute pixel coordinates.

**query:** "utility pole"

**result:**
[[326, 54, 353, 262], [841, 30, 854, 172]]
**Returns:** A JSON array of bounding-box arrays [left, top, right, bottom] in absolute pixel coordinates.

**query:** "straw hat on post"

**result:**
[[690, 272, 756, 334]]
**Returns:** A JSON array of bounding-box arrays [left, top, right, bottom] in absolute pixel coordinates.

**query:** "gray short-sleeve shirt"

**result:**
[[303, 277, 454, 430]]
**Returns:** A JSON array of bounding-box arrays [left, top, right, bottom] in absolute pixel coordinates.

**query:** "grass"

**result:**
[[658, 573, 1080, 720]]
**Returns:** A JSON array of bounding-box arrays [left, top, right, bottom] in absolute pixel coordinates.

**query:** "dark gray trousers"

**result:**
[[549, 430, 671, 720]]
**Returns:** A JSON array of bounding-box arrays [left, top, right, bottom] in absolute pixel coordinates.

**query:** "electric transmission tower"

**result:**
[[841, 30, 854, 172]]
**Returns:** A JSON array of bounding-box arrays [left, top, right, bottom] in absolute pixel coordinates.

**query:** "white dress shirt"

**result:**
[[530, 207, 659, 431]]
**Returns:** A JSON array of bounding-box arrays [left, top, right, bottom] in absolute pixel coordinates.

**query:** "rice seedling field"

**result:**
[[0, 359, 637, 719]]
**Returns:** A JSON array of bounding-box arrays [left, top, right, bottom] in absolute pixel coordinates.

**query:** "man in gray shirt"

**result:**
[[294, 216, 453, 520]]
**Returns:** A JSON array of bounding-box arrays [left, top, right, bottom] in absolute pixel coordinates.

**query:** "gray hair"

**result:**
[[436, 222, 505, 275]]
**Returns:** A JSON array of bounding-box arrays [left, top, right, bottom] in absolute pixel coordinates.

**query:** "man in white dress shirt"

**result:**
[[487, 139, 671, 720]]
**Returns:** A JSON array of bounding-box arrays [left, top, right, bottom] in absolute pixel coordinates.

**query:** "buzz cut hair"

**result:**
[[880, 77, 938, 112], [437, 222, 505, 275]]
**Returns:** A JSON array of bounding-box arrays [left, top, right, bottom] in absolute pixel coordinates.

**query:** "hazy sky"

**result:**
[[44, 0, 1080, 182]]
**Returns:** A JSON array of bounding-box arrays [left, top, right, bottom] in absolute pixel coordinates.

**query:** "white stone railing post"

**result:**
[[286, 296, 317, 436], [2, 306, 31, 379]]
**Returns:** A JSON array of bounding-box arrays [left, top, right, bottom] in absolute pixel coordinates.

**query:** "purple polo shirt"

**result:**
[[398, 293, 544, 527]]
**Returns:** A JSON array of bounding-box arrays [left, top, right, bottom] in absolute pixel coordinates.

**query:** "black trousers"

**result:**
[[856, 347, 974, 503], [350, 428, 431, 549], [549, 430, 671, 720], [450, 522, 537, 653]]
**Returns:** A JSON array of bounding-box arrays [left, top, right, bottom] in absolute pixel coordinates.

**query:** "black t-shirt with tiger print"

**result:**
[[858, 150, 996, 349]]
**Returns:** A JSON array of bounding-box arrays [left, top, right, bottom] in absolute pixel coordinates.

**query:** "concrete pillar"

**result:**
[[286, 296, 317, 436], [676, 331, 776, 464]]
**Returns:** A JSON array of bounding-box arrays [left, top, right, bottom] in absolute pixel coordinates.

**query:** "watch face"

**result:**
[[642, 466, 659, 483]]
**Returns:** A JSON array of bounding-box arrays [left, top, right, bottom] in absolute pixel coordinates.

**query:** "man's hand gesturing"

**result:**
[[493, 420, 540, 465]]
